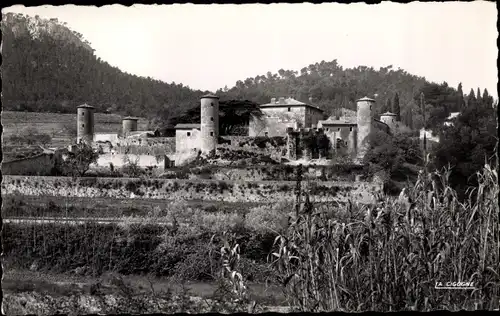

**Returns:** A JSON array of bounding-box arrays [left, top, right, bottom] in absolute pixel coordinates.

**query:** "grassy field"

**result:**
[[1, 194, 265, 218], [1, 110, 149, 146]]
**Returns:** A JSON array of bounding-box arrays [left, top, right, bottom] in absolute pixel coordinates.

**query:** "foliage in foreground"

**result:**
[[268, 162, 499, 312]]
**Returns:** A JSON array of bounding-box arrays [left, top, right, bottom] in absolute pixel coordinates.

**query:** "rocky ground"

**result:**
[[3, 269, 290, 315]]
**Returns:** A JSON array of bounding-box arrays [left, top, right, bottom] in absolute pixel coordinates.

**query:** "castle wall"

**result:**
[[175, 129, 201, 155], [323, 125, 357, 157], [249, 107, 306, 137], [1, 153, 60, 176]]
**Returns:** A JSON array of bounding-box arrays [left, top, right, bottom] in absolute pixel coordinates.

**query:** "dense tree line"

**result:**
[[1, 13, 206, 130], [431, 90, 497, 200]]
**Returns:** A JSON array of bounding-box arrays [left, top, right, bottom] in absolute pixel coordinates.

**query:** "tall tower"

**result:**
[[356, 96, 375, 161], [379, 112, 397, 131], [122, 117, 138, 137], [77, 104, 95, 145], [200, 94, 219, 154]]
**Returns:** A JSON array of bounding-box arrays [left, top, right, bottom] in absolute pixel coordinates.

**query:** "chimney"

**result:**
[[279, 97, 285, 104], [271, 97, 276, 104]]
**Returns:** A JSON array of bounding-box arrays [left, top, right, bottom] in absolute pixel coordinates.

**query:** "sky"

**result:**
[[3, 2, 498, 99]]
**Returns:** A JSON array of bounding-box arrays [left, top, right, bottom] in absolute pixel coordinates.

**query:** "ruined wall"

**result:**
[[2, 175, 382, 204], [1, 153, 58, 176], [249, 107, 306, 137], [305, 107, 326, 128], [323, 125, 357, 158]]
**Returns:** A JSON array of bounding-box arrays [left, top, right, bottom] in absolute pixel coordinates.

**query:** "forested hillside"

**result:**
[[216, 61, 490, 131], [2, 13, 494, 133], [1, 13, 206, 127]]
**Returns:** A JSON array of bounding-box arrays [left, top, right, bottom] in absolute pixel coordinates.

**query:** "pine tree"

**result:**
[[392, 92, 401, 121], [477, 87, 482, 104]]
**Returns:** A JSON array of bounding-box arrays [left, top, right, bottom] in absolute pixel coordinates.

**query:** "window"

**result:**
[[210, 117, 214, 121], [350, 127, 353, 131], [82, 124, 84, 127], [338, 128, 341, 131], [265, 132, 269, 136], [187, 132, 191, 137], [210, 132, 214, 136], [288, 107, 291, 112], [81, 112, 84, 116], [211, 102, 214, 106], [326, 128, 329, 131]]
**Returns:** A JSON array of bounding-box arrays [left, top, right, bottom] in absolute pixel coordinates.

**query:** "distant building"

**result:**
[[173, 94, 220, 165], [76, 104, 95, 145], [249, 97, 326, 137]]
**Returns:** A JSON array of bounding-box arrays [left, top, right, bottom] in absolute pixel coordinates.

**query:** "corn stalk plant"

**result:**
[[270, 159, 499, 312], [209, 231, 259, 313]]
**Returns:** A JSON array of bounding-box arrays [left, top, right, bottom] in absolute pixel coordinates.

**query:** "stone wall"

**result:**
[[2, 175, 382, 204], [305, 107, 326, 128], [1, 153, 59, 176], [204, 165, 366, 182], [249, 107, 306, 137], [114, 137, 176, 155]]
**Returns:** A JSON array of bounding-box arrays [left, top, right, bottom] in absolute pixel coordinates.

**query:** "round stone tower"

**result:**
[[356, 96, 375, 161], [77, 103, 95, 145], [380, 112, 398, 131], [200, 93, 219, 154], [122, 116, 139, 137]]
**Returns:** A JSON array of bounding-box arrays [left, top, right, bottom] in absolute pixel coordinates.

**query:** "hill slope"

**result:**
[[1, 13, 205, 124], [216, 61, 464, 131], [2, 13, 466, 132]]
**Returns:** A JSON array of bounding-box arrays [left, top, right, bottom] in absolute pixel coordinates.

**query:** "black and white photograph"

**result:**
[[1, 1, 498, 314]]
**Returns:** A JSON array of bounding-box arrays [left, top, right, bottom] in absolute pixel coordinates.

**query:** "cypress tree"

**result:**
[[392, 92, 401, 121], [385, 98, 392, 113], [457, 82, 465, 111], [467, 89, 476, 108]]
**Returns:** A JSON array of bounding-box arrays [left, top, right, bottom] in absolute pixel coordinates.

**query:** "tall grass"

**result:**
[[269, 160, 499, 312]]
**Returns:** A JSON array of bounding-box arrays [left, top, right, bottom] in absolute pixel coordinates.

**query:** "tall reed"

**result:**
[[270, 160, 499, 312]]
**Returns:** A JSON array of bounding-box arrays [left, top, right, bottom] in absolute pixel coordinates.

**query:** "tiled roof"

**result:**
[[357, 96, 376, 102], [201, 94, 219, 99], [380, 112, 397, 116], [261, 97, 323, 112], [123, 116, 139, 120], [174, 123, 201, 129], [77, 103, 95, 109]]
